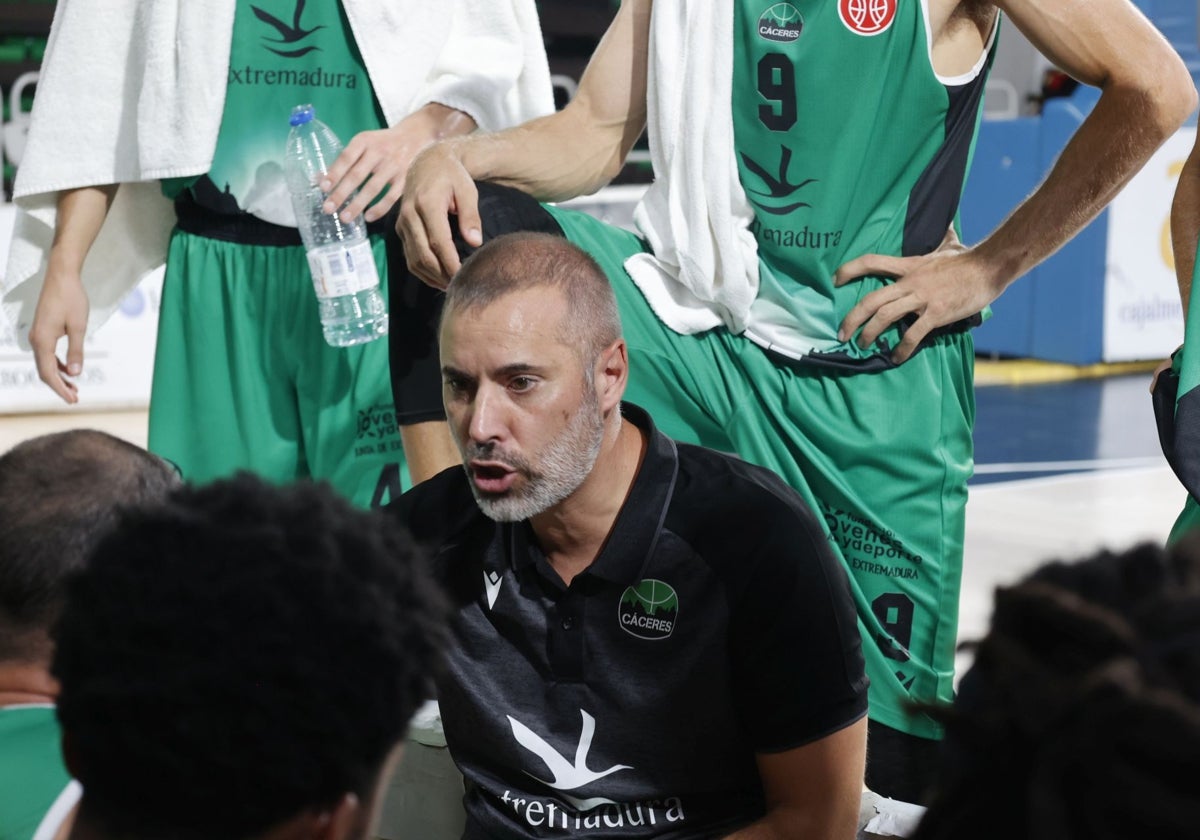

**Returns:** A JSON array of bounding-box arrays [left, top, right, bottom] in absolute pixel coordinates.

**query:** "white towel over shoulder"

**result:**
[[3, 0, 231, 348], [624, 0, 760, 336], [2, 0, 553, 348]]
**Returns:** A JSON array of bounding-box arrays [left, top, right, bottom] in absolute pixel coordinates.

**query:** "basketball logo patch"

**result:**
[[758, 3, 804, 43], [838, 0, 897, 36], [619, 579, 679, 640]]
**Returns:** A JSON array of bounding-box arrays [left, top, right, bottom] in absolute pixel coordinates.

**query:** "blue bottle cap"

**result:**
[[289, 104, 315, 127]]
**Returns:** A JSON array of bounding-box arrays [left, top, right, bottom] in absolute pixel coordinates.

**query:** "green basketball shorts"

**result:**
[[546, 204, 975, 739], [148, 226, 409, 508]]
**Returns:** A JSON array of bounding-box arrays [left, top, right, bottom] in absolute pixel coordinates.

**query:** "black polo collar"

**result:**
[[508, 403, 679, 587]]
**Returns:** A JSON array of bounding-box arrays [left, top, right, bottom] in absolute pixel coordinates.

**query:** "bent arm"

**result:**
[[450, 0, 650, 201], [974, 0, 1196, 285], [838, 0, 1198, 362], [722, 718, 867, 840], [398, 0, 651, 284]]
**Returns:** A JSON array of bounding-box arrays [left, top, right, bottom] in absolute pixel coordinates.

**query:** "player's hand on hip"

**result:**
[[1151, 351, 1179, 393], [834, 227, 1002, 364], [28, 267, 90, 404], [398, 142, 482, 290]]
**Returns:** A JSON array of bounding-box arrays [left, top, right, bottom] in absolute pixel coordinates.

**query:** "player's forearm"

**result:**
[[47, 185, 119, 275], [449, 0, 649, 202], [452, 96, 640, 202], [973, 73, 1196, 291], [1171, 147, 1200, 314]]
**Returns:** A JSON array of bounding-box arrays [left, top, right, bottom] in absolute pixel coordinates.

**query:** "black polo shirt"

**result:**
[[390, 404, 867, 839]]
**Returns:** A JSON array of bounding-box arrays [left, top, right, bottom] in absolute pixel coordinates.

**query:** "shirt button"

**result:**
[[561, 615, 575, 630]]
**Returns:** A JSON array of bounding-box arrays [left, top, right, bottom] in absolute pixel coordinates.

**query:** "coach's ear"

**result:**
[[595, 338, 629, 414]]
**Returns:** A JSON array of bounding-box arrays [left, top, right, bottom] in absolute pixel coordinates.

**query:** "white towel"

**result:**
[[3, 0, 232, 348], [624, 0, 760, 336], [3, 0, 554, 348], [346, 0, 553, 134]]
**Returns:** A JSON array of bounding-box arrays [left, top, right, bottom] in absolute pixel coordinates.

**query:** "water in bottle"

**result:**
[[284, 103, 388, 347]]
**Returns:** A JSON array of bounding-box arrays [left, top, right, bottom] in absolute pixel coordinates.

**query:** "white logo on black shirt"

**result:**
[[508, 710, 631, 809], [484, 570, 503, 610]]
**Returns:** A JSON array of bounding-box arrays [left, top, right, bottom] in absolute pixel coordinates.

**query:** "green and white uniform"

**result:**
[[0, 705, 70, 840], [546, 0, 997, 739], [151, 0, 408, 507], [1165, 240, 1200, 543]]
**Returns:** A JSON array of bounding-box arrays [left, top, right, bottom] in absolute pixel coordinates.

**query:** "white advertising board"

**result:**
[[0, 203, 162, 414], [1103, 127, 1194, 362]]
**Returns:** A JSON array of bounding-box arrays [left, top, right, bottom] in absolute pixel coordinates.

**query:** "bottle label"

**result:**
[[305, 241, 380, 299]]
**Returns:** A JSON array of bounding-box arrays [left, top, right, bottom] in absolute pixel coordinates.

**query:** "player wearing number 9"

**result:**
[[395, 0, 1195, 806]]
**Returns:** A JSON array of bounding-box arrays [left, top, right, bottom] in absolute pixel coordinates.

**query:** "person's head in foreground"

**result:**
[[52, 473, 447, 840], [438, 230, 626, 523], [0, 429, 179, 683], [912, 538, 1200, 840]]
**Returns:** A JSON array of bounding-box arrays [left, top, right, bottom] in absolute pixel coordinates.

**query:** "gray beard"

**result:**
[[460, 393, 606, 523]]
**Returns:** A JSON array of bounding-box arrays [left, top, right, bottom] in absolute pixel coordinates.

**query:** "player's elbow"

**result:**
[[596, 147, 631, 188], [560, 93, 642, 194], [1169, 78, 1199, 134], [1133, 49, 1197, 137]]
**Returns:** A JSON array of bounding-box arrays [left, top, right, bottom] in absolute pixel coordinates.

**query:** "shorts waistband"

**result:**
[[173, 191, 391, 247]]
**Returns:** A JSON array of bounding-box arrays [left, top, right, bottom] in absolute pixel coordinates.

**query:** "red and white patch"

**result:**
[[838, 0, 898, 36]]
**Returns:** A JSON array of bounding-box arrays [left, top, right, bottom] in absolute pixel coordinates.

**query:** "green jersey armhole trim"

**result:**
[[920, 0, 1001, 87]]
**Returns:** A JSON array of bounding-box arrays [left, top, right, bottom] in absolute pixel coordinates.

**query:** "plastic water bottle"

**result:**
[[284, 104, 388, 347]]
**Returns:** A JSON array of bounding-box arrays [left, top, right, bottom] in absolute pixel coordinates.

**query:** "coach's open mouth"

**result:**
[[470, 461, 517, 494]]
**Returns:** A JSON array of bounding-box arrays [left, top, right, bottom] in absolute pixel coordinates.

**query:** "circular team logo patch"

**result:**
[[619, 579, 679, 640], [758, 3, 804, 43], [838, 0, 898, 36]]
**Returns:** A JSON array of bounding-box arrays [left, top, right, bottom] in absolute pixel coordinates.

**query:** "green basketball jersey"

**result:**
[[0, 706, 70, 840], [732, 0, 997, 365], [163, 0, 385, 224]]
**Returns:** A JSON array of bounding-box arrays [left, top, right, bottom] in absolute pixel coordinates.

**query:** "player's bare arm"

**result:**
[[1151, 133, 1200, 390], [29, 184, 118, 404], [721, 718, 867, 840], [398, 0, 652, 287], [319, 103, 478, 225], [836, 0, 1197, 364], [1171, 135, 1200, 315]]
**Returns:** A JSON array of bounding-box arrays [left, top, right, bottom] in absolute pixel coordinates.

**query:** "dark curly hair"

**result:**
[[52, 473, 448, 840], [0, 429, 178, 662], [911, 538, 1200, 840]]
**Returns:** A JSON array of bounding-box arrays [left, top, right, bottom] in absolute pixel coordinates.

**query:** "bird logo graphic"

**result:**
[[252, 0, 326, 58], [507, 710, 632, 810], [740, 145, 817, 215]]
